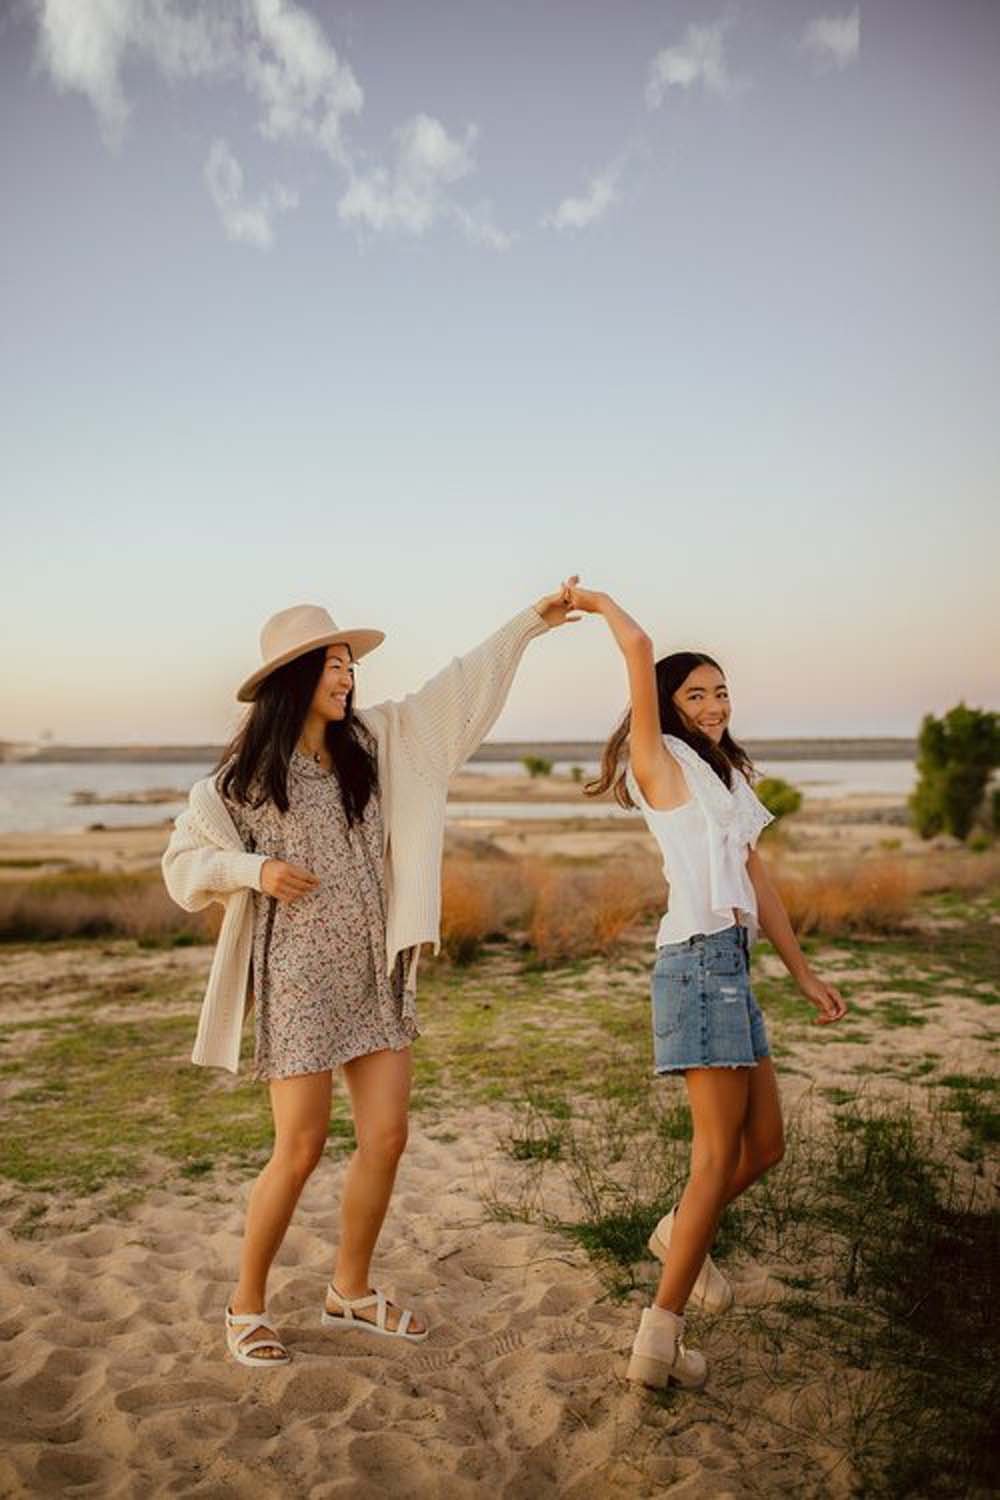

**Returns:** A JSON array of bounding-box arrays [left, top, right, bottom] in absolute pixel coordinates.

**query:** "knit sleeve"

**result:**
[[369, 605, 550, 780], [161, 805, 268, 912]]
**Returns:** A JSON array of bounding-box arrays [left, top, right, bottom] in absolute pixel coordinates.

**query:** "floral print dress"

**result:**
[[225, 749, 418, 1081]]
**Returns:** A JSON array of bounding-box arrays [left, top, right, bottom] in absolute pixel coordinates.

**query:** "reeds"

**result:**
[[0, 871, 213, 945], [771, 856, 918, 936], [3, 845, 996, 955]]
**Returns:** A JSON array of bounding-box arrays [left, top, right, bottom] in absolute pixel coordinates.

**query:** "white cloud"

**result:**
[[800, 7, 861, 69], [338, 113, 510, 249], [32, 0, 361, 157], [543, 163, 620, 231], [242, 0, 362, 163], [646, 18, 746, 107], [204, 136, 298, 249], [32, 1, 506, 252], [451, 208, 514, 253]]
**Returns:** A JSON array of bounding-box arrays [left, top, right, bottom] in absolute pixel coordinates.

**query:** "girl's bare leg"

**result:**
[[230, 1070, 332, 1355], [330, 1046, 425, 1334], [722, 1057, 785, 1204], [654, 1068, 750, 1313]]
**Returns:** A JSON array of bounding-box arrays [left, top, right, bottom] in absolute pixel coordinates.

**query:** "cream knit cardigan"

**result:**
[[162, 605, 550, 1073]]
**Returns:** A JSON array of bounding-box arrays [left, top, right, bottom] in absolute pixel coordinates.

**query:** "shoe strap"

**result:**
[[227, 1305, 272, 1326], [327, 1284, 382, 1323]]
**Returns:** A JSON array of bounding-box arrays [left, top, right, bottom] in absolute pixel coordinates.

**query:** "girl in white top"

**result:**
[[571, 586, 847, 1393]]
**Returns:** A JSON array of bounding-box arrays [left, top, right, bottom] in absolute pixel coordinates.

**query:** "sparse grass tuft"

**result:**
[[492, 1083, 1000, 1497]]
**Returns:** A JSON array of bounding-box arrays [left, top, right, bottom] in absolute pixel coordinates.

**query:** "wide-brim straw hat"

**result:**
[[236, 604, 385, 702]]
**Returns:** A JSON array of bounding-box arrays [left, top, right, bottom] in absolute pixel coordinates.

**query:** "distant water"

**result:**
[[0, 758, 918, 835]]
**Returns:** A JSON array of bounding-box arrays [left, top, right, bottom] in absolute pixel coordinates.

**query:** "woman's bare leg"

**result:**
[[230, 1070, 332, 1355], [654, 1067, 751, 1313], [330, 1046, 425, 1333], [722, 1057, 785, 1204]]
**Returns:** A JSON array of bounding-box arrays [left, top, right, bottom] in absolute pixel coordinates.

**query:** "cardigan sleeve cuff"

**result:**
[[511, 603, 553, 641], [231, 851, 269, 892]]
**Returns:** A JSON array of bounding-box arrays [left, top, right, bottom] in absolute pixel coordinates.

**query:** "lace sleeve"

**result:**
[[740, 782, 774, 848]]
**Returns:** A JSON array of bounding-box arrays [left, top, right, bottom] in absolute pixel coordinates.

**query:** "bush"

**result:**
[[755, 775, 803, 822], [910, 703, 1000, 840], [525, 861, 648, 963], [0, 871, 214, 944], [772, 857, 917, 936], [521, 755, 553, 779]]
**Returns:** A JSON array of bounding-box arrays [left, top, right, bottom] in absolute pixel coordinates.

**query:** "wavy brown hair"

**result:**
[[216, 648, 377, 826], [585, 651, 755, 808]]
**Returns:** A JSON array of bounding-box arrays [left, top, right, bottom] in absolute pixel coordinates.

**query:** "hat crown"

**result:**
[[259, 605, 342, 664]]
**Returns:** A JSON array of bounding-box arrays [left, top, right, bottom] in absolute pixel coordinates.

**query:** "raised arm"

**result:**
[[365, 583, 579, 781], [568, 588, 685, 809]]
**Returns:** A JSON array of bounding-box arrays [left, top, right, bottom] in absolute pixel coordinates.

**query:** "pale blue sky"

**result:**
[[2, 0, 997, 744]]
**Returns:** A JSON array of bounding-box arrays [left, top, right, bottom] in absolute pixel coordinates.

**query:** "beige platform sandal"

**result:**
[[321, 1284, 428, 1343], [649, 1208, 734, 1314], [225, 1305, 291, 1368], [626, 1305, 707, 1391]]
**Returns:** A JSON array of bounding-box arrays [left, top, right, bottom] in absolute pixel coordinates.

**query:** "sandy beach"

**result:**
[[1, 789, 996, 1498]]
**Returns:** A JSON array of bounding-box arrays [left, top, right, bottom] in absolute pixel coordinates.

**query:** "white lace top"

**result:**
[[626, 735, 773, 948]]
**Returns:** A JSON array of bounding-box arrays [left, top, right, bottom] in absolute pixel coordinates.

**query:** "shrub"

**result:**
[[521, 755, 553, 779], [755, 775, 803, 821], [910, 703, 1000, 840], [569, 765, 584, 784], [0, 871, 213, 944], [525, 861, 647, 962], [440, 858, 500, 960], [772, 857, 917, 936]]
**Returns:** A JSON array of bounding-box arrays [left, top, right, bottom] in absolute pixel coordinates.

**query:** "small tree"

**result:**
[[909, 704, 1000, 840], [522, 755, 553, 779], [569, 765, 584, 784], [755, 776, 802, 823]]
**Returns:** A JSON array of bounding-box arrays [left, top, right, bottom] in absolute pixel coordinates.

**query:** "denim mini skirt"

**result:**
[[650, 924, 770, 1073]]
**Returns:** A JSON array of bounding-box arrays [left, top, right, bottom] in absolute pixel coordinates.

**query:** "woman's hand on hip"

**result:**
[[260, 859, 321, 903], [534, 575, 583, 628], [799, 973, 848, 1024]]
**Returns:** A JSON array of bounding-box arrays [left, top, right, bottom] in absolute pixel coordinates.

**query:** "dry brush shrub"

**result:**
[[909, 847, 1000, 896], [439, 856, 527, 962], [0, 871, 213, 944], [526, 860, 648, 963], [772, 856, 918, 936]]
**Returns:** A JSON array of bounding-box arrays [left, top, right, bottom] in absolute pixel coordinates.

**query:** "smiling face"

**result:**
[[310, 643, 355, 723], [672, 663, 731, 744]]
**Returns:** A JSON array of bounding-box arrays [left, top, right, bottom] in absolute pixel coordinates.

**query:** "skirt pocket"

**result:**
[[651, 966, 691, 1039]]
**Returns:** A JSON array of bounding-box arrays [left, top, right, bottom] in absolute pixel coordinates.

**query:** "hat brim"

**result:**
[[236, 628, 385, 702]]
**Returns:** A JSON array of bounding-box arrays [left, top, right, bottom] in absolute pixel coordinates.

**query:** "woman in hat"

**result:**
[[163, 582, 579, 1367]]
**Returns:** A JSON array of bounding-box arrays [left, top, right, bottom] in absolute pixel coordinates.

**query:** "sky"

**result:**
[[2, 0, 998, 746]]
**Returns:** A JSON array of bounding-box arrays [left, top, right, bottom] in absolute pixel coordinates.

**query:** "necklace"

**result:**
[[298, 739, 325, 765]]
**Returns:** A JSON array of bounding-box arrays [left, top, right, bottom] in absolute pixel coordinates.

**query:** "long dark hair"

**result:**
[[585, 651, 755, 809], [217, 648, 377, 826]]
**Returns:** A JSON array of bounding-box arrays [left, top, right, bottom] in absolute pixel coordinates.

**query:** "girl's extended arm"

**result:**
[[364, 580, 579, 781], [747, 847, 847, 1024], [568, 588, 684, 806]]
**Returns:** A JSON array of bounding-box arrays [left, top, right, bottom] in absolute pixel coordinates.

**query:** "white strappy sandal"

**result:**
[[225, 1305, 291, 1367], [320, 1284, 428, 1343]]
